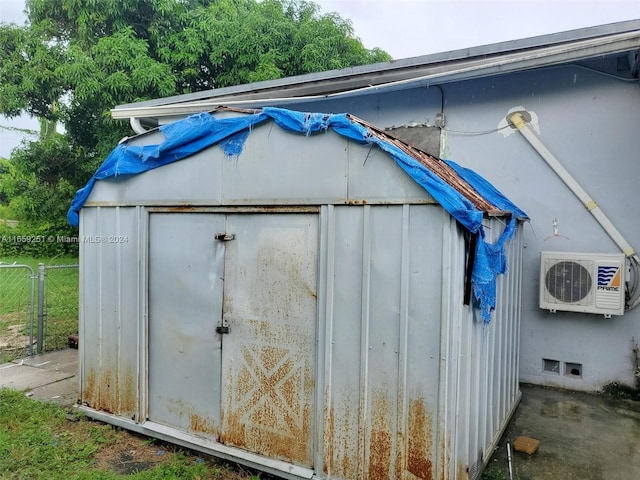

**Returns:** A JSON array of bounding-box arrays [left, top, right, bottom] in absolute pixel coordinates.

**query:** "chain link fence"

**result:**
[[0, 262, 78, 363], [0, 264, 35, 362], [40, 264, 79, 353]]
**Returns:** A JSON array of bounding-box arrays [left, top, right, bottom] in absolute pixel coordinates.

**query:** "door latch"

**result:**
[[214, 233, 235, 241], [216, 326, 230, 334]]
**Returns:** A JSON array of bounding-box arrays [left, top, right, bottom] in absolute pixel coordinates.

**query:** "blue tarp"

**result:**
[[68, 107, 528, 321]]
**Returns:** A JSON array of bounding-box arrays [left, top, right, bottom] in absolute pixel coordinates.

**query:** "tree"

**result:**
[[0, 0, 390, 226], [2, 0, 390, 157], [0, 134, 91, 223]]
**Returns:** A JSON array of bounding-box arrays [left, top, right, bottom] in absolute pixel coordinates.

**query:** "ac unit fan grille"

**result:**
[[545, 261, 592, 303]]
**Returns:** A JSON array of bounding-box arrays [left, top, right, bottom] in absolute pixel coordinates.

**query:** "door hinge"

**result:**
[[216, 326, 230, 334], [214, 233, 235, 241]]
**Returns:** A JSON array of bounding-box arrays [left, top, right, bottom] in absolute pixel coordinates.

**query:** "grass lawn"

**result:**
[[0, 388, 260, 480]]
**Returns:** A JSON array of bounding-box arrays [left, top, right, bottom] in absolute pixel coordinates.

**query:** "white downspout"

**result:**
[[508, 111, 640, 309]]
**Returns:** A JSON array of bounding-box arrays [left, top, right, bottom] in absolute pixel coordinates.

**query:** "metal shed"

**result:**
[[73, 107, 526, 480]]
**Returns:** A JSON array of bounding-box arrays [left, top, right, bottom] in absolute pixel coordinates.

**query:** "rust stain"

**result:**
[[369, 391, 393, 480], [322, 392, 434, 479], [408, 399, 434, 480], [118, 368, 137, 416], [84, 367, 110, 413], [82, 368, 96, 407], [323, 393, 358, 478], [85, 369, 114, 414], [189, 413, 219, 437], [101, 370, 116, 414], [219, 407, 245, 447], [154, 205, 321, 214], [162, 206, 197, 212], [219, 224, 316, 467], [339, 404, 357, 479], [439, 435, 451, 480], [370, 429, 392, 480], [83, 365, 137, 418], [323, 401, 334, 475], [221, 341, 314, 467], [457, 462, 469, 480], [222, 404, 312, 465], [158, 205, 320, 213]]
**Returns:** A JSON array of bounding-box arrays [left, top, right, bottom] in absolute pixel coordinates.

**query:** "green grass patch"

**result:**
[[0, 388, 258, 479], [481, 466, 507, 480], [0, 388, 113, 479]]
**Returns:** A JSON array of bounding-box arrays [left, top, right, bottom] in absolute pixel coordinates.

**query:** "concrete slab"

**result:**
[[25, 376, 79, 406], [0, 348, 78, 407], [486, 383, 640, 480], [19, 348, 78, 374]]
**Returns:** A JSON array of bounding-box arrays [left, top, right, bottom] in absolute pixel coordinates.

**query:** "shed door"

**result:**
[[148, 213, 225, 439], [220, 213, 318, 467], [148, 212, 317, 467]]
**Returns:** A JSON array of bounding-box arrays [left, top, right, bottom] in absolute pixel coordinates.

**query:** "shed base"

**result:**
[[475, 389, 522, 480], [76, 406, 314, 480]]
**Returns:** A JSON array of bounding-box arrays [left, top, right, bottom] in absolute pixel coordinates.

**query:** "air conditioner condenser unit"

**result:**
[[540, 252, 626, 317]]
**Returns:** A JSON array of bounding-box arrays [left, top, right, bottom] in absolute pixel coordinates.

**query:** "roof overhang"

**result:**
[[111, 20, 640, 122]]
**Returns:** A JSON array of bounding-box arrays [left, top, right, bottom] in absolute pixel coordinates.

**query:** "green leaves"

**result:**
[[0, 0, 391, 227], [153, 0, 391, 89], [0, 23, 65, 119], [4, 0, 391, 151]]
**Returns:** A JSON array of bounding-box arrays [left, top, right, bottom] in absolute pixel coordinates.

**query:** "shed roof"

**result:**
[[69, 107, 526, 321], [112, 20, 640, 122]]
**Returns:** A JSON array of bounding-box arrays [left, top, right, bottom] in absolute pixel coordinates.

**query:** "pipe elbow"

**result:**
[[129, 117, 148, 135]]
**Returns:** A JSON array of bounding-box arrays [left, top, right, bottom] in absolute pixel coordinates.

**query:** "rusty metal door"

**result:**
[[148, 213, 225, 439], [219, 213, 318, 467]]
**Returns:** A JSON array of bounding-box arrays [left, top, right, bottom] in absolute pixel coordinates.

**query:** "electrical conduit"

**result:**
[[508, 111, 640, 310]]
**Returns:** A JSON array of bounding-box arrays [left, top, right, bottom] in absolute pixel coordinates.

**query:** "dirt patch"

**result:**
[[91, 428, 264, 479], [0, 323, 32, 353], [93, 434, 170, 474]]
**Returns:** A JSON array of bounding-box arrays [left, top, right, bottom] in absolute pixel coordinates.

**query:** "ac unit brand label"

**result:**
[[597, 265, 621, 292]]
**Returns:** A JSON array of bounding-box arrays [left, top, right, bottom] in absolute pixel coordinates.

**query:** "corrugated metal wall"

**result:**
[[317, 204, 446, 479], [79, 206, 145, 419], [79, 204, 522, 480], [437, 216, 522, 480]]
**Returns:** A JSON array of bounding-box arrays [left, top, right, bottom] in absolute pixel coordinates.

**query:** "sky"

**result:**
[[1, 0, 640, 157]]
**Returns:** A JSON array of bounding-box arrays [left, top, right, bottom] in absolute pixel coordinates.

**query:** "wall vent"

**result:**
[[543, 358, 560, 374]]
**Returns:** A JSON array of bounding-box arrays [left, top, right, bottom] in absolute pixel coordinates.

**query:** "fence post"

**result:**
[[37, 263, 45, 354], [28, 268, 35, 356]]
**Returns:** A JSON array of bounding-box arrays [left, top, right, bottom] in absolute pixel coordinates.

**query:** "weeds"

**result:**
[[601, 382, 640, 401], [481, 466, 506, 480], [0, 388, 255, 479]]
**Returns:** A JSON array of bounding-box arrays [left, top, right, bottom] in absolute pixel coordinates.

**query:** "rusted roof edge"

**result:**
[[345, 113, 505, 215]]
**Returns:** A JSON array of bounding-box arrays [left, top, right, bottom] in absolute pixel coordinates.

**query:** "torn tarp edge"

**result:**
[[68, 107, 528, 322]]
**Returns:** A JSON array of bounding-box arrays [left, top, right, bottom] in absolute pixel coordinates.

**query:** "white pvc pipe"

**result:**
[[129, 117, 148, 135], [509, 112, 637, 259]]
